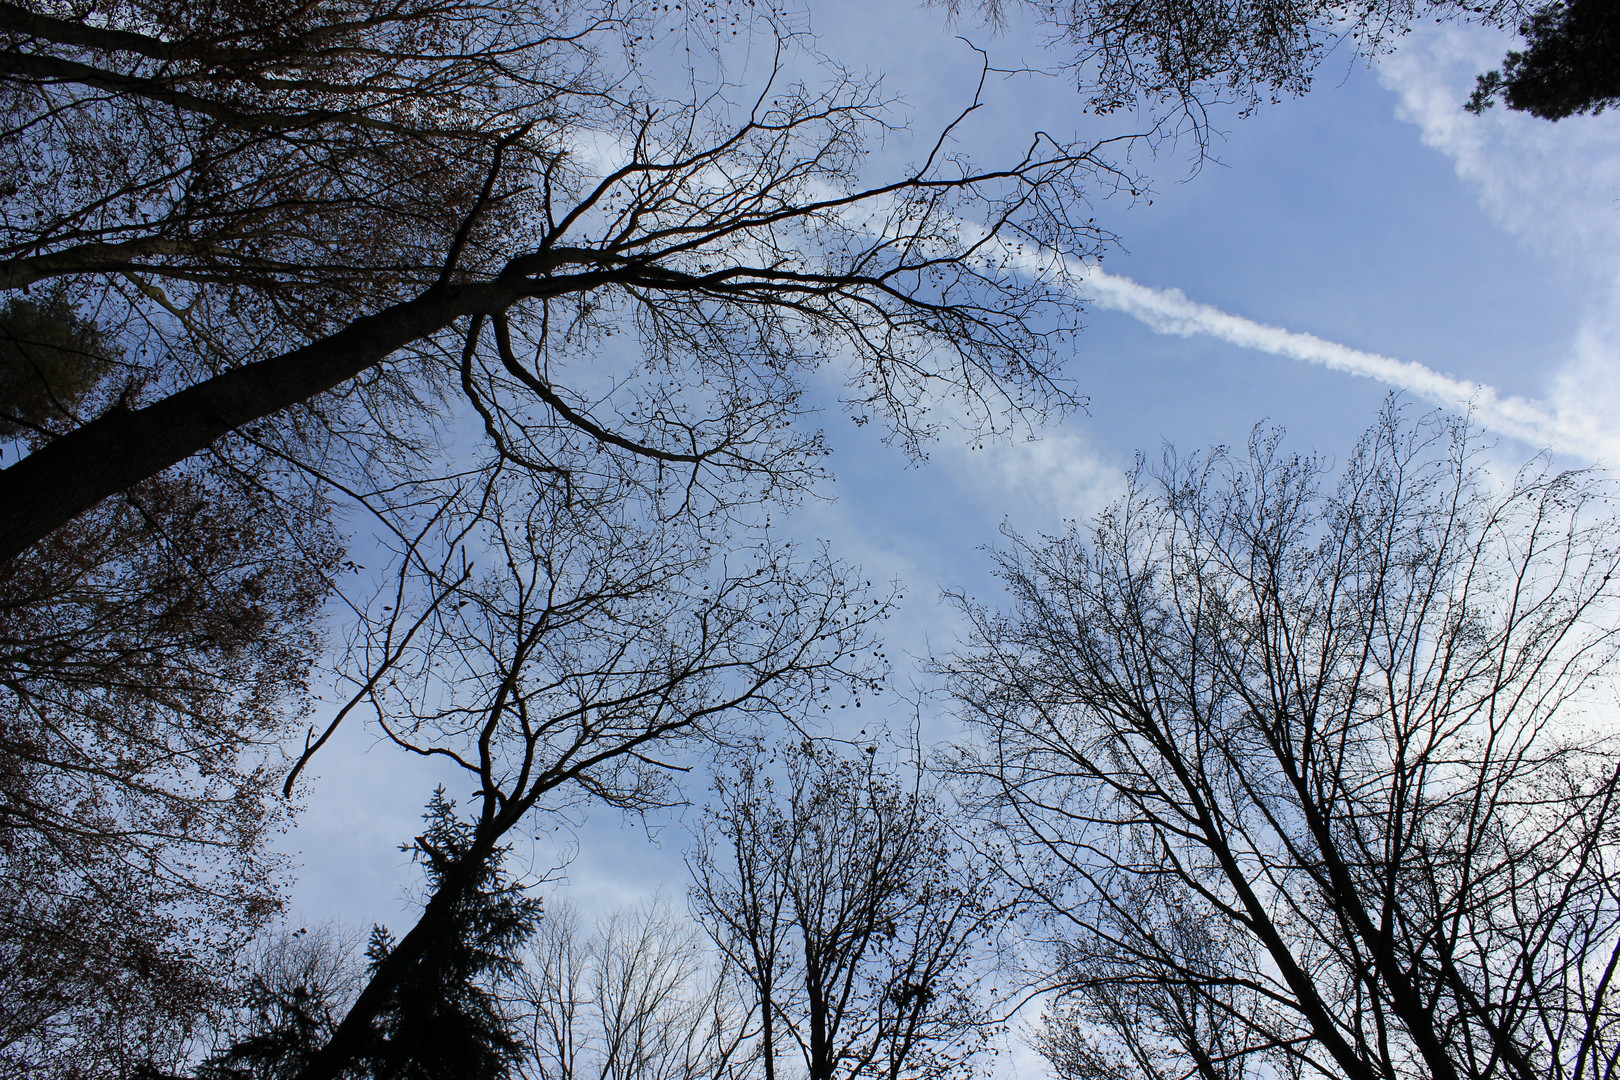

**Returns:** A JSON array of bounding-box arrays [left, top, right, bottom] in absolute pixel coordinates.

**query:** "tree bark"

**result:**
[[0, 281, 509, 565]]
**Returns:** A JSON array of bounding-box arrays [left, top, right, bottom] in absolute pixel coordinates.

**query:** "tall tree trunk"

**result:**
[[0, 283, 511, 565]]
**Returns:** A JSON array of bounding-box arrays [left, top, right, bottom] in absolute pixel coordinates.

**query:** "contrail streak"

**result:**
[[1074, 258, 1611, 461], [966, 224, 1606, 459], [571, 144, 1609, 461]]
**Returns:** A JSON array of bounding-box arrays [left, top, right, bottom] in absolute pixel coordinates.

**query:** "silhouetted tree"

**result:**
[[199, 796, 540, 1080], [1467, 0, 1620, 117], [513, 897, 755, 1080], [948, 405, 1620, 1080], [288, 466, 889, 1080], [0, 0, 1129, 565], [362, 790, 541, 1080], [941, 0, 1615, 125], [199, 924, 364, 1080], [691, 741, 1004, 1080]]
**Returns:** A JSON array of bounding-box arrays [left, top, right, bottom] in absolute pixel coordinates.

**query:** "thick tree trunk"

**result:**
[[0, 282, 509, 566]]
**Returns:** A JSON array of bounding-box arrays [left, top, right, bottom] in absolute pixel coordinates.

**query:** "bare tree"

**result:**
[[514, 897, 754, 1080], [690, 740, 1005, 1080], [0, 8, 1143, 1074], [947, 404, 1620, 1080], [0, 0, 1134, 564], [0, 11, 1139, 1071], [279, 455, 889, 1080]]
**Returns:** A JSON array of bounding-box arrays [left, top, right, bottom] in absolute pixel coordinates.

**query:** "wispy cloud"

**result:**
[[1371, 25, 1620, 463]]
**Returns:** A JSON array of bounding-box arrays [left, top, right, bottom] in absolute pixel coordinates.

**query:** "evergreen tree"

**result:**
[[0, 290, 115, 439], [196, 793, 537, 1080], [1468, 0, 1620, 119], [197, 978, 343, 1080], [362, 790, 540, 1080], [194, 925, 362, 1080]]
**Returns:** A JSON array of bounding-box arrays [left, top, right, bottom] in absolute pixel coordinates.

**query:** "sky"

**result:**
[[278, 1, 1620, 1066]]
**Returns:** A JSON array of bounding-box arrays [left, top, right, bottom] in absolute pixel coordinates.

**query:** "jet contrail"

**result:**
[[1073, 258, 1612, 462], [571, 146, 1610, 462], [962, 225, 1608, 460]]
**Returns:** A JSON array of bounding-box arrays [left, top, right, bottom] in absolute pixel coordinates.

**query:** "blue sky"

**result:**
[[278, 0, 1620, 1042]]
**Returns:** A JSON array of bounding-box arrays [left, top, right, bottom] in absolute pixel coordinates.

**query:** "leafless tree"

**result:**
[[690, 740, 1006, 1080], [281, 454, 889, 1080], [0, 9, 1143, 1065], [946, 404, 1620, 1080], [513, 897, 754, 1080], [244, 923, 366, 1038], [0, 0, 1136, 564]]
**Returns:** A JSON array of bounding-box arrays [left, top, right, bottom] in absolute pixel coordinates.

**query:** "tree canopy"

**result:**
[[3, 0, 1614, 1077], [1468, 0, 1620, 117], [944, 0, 1619, 124], [0, 7, 1125, 1062], [0, 0, 1133, 566], [947, 407, 1620, 1080]]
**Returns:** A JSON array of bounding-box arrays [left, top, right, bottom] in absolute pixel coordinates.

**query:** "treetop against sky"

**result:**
[[1, 1, 1616, 1077], [260, 0, 1620, 941]]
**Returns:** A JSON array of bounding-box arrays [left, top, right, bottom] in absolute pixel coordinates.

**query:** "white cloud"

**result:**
[[942, 426, 1125, 528], [1374, 24, 1620, 464], [1378, 27, 1620, 262]]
